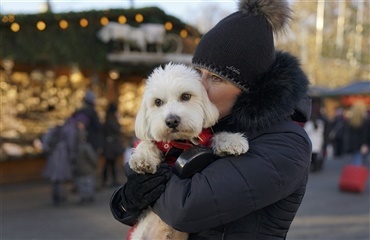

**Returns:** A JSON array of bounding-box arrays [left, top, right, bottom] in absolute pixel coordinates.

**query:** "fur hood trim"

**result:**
[[230, 51, 310, 134]]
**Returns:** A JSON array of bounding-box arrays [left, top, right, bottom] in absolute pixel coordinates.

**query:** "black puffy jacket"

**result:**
[[153, 120, 311, 240], [112, 51, 312, 239]]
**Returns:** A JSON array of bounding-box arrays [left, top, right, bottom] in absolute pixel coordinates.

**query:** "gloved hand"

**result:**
[[110, 186, 140, 225], [121, 164, 172, 215]]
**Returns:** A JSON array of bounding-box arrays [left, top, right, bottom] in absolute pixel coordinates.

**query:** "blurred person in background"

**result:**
[[328, 107, 345, 157], [42, 120, 76, 206], [102, 103, 124, 188], [304, 114, 326, 172], [70, 90, 102, 193], [73, 90, 103, 154], [343, 101, 369, 166], [73, 115, 98, 205]]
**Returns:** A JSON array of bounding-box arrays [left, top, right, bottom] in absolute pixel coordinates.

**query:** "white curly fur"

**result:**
[[212, 132, 249, 157]]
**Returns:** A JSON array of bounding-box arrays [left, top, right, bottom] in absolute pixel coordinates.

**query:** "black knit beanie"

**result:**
[[192, 0, 292, 92]]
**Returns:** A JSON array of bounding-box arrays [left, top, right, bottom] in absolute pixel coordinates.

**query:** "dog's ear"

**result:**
[[201, 89, 219, 128], [134, 99, 152, 141]]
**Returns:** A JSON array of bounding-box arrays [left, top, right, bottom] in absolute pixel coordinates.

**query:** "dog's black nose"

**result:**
[[165, 115, 180, 128]]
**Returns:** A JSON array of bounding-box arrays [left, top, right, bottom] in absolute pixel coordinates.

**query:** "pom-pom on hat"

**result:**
[[192, 0, 292, 92]]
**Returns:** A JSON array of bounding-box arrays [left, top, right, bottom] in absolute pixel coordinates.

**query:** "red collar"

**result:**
[[155, 128, 213, 153]]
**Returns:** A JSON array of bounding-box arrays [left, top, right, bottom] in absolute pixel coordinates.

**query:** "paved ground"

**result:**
[[1, 154, 369, 240], [288, 155, 370, 240]]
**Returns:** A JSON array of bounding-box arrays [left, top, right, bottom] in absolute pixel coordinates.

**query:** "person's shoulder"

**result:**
[[256, 121, 311, 145], [271, 121, 308, 134], [258, 122, 311, 155]]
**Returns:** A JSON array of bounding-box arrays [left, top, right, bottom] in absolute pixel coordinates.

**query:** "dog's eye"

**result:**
[[181, 93, 191, 101], [154, 99, 163, 107]]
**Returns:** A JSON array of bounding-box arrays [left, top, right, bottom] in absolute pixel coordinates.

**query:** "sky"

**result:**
[[0, 0, 237, 29]]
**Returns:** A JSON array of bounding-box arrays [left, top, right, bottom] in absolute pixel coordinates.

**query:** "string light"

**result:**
[[8, 15, 15, 23], [100, 17, 109, 26], [80, 18, 88, 27], [180, 29, 188, 38], [2, 12, 196, 55], [59, 19, 68, 29], [1, 13, 194, 39], [10, 23, 20, 32], [36, 21, 46, 31], [2, 16, 9, 23], [164, 21, 173, 31], [135, 14, 144, 23], [109, 70, 120, 80], [118, 15, 127, 24]]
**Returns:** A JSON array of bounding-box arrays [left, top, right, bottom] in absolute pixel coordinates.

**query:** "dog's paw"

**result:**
[[129, 141, 163, 174], [129, 157, 158, 174], [212, 132, 249, 156]]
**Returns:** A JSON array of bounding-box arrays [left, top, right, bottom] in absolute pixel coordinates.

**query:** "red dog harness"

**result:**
[[154, 128, 213, 166]]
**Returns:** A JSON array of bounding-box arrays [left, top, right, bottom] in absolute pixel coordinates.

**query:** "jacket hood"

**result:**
[[227, 51, 310, 134]]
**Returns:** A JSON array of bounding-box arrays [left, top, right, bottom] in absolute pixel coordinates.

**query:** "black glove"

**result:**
[[121, 164, 172, 215], [110, 186, 140, 225]]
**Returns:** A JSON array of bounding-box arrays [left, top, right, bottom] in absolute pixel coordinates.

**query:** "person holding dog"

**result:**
[[111, 0, 312, 239]]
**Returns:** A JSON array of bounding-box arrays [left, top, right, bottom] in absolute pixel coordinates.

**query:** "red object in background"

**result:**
[[341, 95, 370, 107], [339, 165, 369, 193]]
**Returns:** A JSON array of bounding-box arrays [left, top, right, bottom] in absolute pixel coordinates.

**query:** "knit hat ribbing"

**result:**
[[192, 0, 292, 92]]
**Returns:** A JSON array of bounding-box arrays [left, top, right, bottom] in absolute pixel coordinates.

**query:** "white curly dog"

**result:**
[[129, 63, 249, 240]]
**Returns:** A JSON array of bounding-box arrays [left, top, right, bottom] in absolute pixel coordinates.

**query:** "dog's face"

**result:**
[[135, 63, 219, 143]]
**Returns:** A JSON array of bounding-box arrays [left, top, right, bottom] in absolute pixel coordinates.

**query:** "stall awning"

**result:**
[[325, 81, 370, 96], [308, 85, 331, 97]]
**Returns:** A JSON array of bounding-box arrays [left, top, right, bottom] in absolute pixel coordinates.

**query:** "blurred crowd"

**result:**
[[304, 101, 369, 172], [41, 90, 127, 206]]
